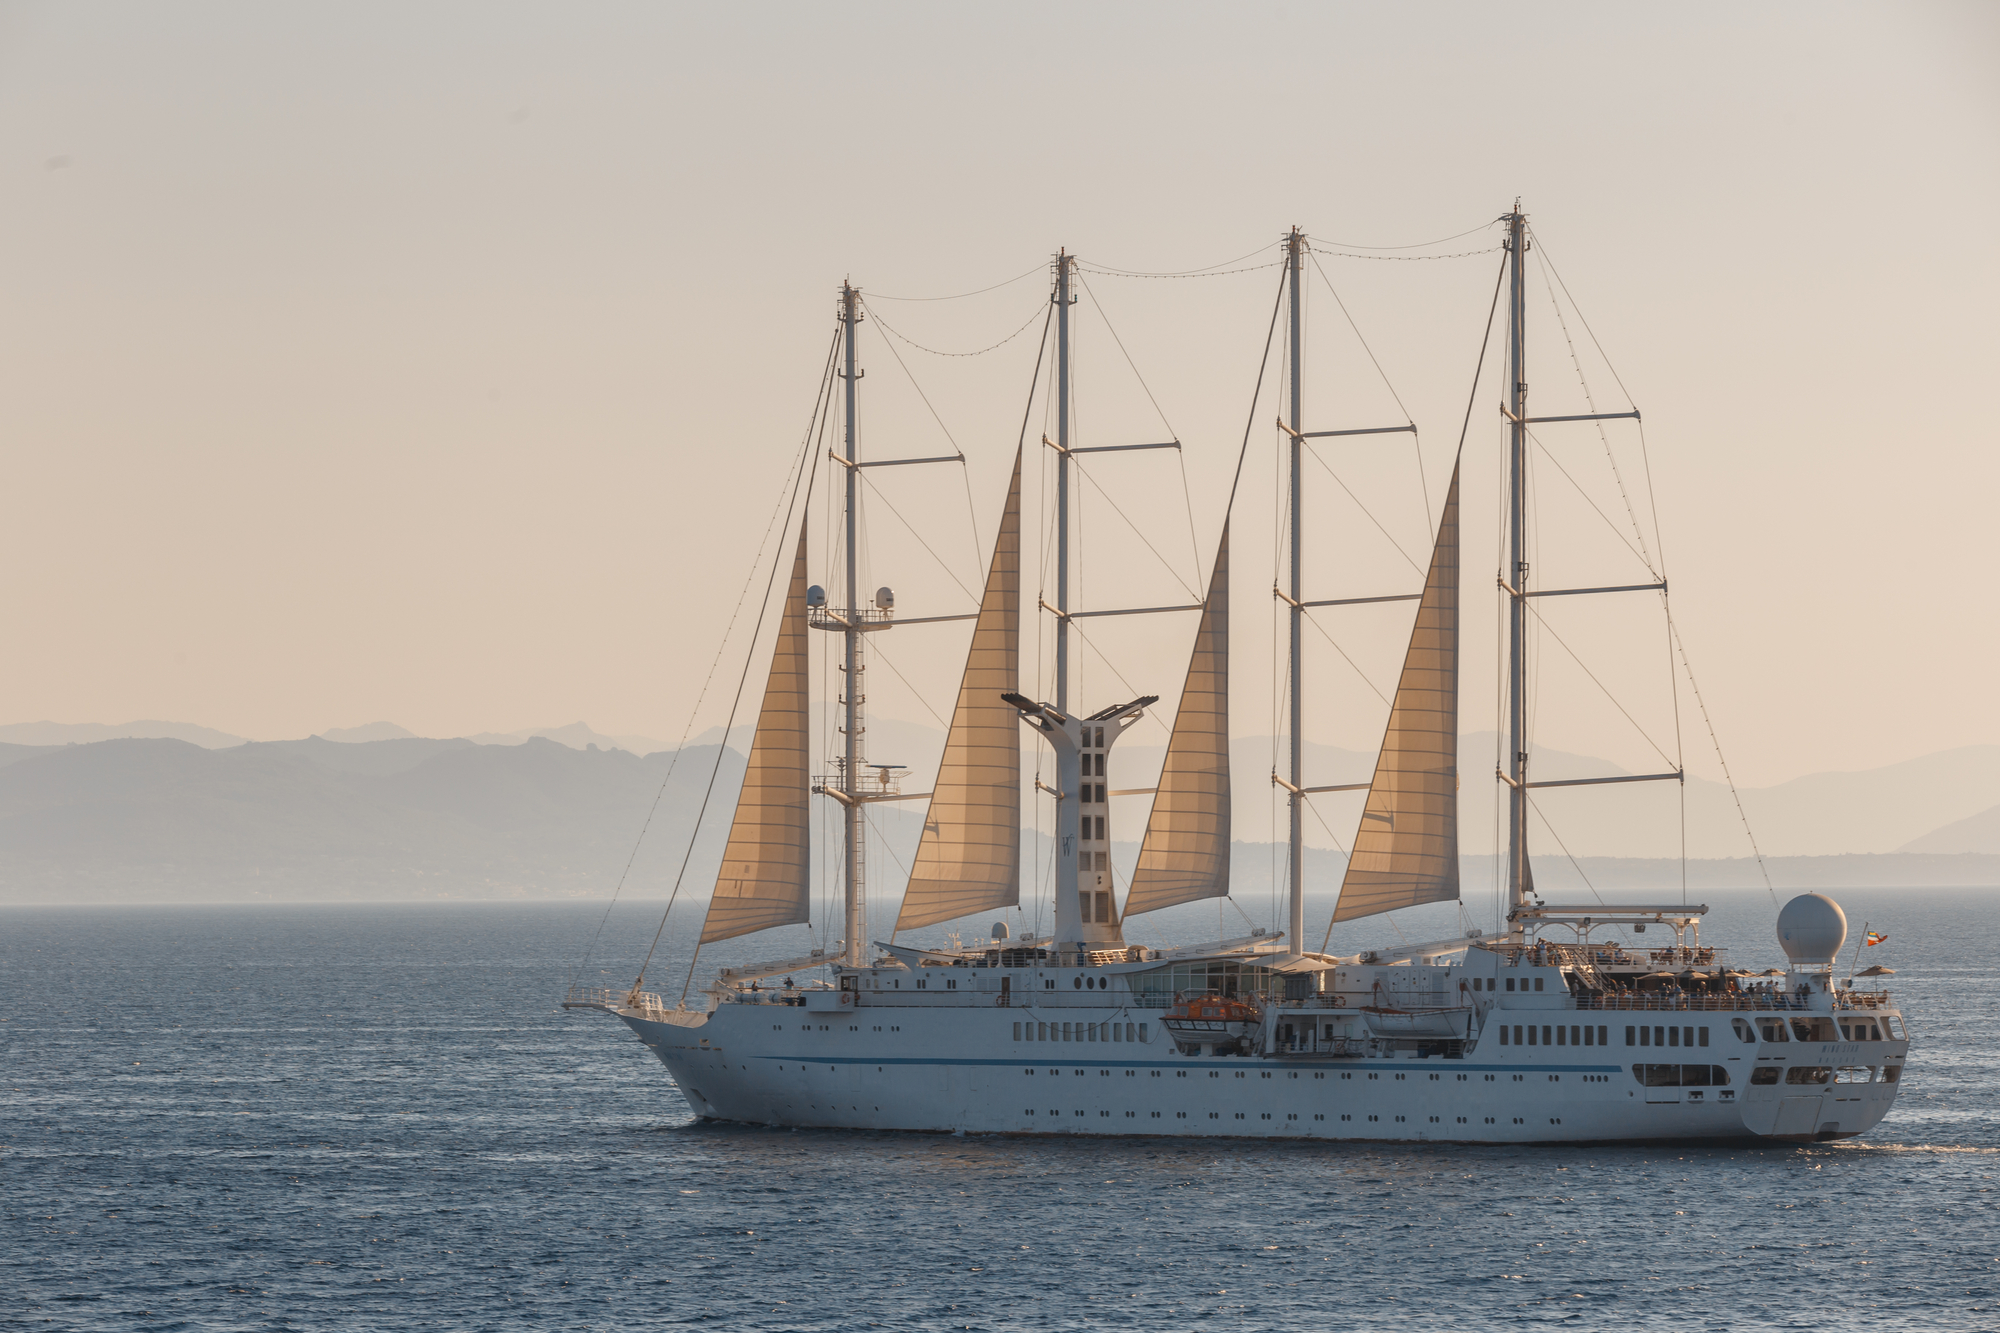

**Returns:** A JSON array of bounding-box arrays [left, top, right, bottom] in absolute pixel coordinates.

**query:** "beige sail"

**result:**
[[700, 531, 813, 943], [894, 451, 1023, 931], [1123, 525, 1230, 917], [1330, 462, 1461, 924]]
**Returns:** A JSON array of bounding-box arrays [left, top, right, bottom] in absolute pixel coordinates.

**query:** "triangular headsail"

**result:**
[[1123, 524, 1230, 917], [894, 451, 1023, 931], [699, 532, 813, 943], [1330, 462, 1461, 924]]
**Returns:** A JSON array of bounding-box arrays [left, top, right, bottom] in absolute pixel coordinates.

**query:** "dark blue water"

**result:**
[[3, 888, 1995, 1331]]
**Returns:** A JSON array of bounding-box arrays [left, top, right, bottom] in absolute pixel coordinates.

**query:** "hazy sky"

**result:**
[[2, 1, 1995, 792]]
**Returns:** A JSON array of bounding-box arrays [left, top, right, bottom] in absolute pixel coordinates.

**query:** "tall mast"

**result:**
[[1054, 250, 1074, 712], [1503, 205, 1531, 917], [840, 281, 868, 968], [1284, 227, 1306, 952]]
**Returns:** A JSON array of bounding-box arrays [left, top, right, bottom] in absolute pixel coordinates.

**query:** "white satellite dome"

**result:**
[[1776, 893, 1847, 966]]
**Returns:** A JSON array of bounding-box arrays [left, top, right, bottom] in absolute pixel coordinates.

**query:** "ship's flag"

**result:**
[[1865, 931, 1887, 946]]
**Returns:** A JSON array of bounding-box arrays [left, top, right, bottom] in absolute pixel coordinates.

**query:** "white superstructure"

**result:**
[[568, 215, 1907, 1145]]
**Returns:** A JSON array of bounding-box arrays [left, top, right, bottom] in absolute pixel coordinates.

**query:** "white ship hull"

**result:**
[[615, 992, 1905, 1146]]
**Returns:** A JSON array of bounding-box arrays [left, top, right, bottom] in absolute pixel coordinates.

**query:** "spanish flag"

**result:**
[[1865, 931, 1887, 946]]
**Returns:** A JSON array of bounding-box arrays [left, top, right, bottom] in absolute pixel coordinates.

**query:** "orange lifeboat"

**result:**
[[1161, 990, 1261, 1052]]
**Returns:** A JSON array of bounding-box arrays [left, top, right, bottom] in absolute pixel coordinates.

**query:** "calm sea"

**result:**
[[2, 887, 1994, 1331]]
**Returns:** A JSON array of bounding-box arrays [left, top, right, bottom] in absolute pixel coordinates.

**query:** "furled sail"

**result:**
[[893, 451, 1022, 931], [699, 531, 813, 943], [1122, 525, 1230, 917], [1329, 463, 1461, 924]]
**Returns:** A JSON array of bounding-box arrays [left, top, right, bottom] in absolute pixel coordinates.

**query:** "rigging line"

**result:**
[[651, 394, 826, 1000], [1302, 443, 1426, 576], [1224, 252, 1292, 520], [1079, 241, 1276, 277], [1073, 265, 1208, 611], [1667, 611, 1777, 906], [860, 296, 968, 462], [1065, 618, 1171, 739], [856, 468, 982, 605], [864, 261, 1045, 303], [1460, 249, 1511, 464], [1534, 249, 1655, 570], [1523, 426, 1660, 577], [1070, 457, 1202, 601], [1318, 247, 1504, 262], [1520, 597, 1679, 770], [1303, 249, 1428, 529], [1077, 259, 1286, 281], [1523, 226, 1639, 411], [867, 637, 951, 730], [1302, 792, 1350, 856], [1314, 220, 1501, 252], [1073, 271, 1181, 441], [569, 327, 839, 997], [856, 296, 985, 574], [1301, 607, 1391, 705], [864, 299, 1047, 358], [1527, 794, 1608, 908]]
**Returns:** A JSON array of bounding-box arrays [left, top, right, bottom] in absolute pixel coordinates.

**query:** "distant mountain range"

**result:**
[[0, 735, 741, 901], [0, 719, 675, 755], [0, 720, 1991, 902]]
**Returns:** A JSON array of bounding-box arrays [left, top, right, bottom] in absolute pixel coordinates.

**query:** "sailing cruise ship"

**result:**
[[568, 209, 1908, 1144]]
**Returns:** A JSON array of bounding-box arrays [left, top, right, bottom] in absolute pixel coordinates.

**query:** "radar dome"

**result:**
[[1776, 893, 1847, 966]]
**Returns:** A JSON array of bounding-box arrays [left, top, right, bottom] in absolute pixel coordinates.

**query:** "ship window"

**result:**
[[1527, 1026, 1537, 1046], [1013, 1022, 1022, 1041], [1750, 1067, 1780, 1085], [1882, 1016, 1901, 1039], [1626, 1026, 1636, 1046], [1138, 1023, 1149, 1043], [1698, 1027, 1708, 1047], [1655, 1026, 1667, 1046], [1111, 1023, 1121, 1043], [1556, 1026, 1566, 1046], [1785, 1066, 1832, 1085], [1087, 1023, 1097, 1042], [1505, 978, 1515, 992], [1833, 1066, 1872, 1084], [1668, 1027, 1679, 1047], [1534, 978, 1544, 992], [1062, 1023, 1072, 1041], [1515, 1026, 1524, 1045], [1757, 1020, 1788, 1043], [1037, 1022, 1046, 1040], [1882, 1065, 1900, 1082], [1543, 1026, 1552, 1045], [1733, 1018, 1755, 1043]]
